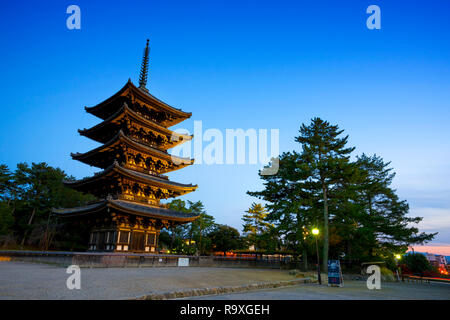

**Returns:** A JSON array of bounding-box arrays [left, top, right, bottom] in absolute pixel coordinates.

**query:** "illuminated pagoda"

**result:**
[[53, 40, 198, 253]]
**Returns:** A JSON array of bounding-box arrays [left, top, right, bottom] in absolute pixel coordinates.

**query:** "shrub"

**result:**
[[400, 253, 432, 276]]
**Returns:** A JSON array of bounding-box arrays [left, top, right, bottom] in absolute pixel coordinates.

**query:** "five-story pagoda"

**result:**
[[53, 40, 198, 253]]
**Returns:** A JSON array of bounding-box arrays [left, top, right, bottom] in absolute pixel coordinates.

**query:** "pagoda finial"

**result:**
[[138, 39, 150, 92]]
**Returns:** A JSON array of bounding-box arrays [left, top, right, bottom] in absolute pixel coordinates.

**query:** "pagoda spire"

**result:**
[[138, 39, 150, 92]]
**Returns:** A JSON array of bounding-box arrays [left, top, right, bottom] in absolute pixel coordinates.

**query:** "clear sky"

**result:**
[[0, 1, 449, 254]]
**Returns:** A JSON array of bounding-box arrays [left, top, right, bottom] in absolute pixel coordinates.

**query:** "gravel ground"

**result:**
[[0, 261, 295, 300], [2, 261, 448, 300], [191, 280, 450, 300]]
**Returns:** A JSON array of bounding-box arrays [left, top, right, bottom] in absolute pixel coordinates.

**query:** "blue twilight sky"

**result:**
[[0, 0, 449, 251]]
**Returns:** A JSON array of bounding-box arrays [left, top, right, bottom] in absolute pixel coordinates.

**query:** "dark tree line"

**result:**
[[0, 162, 246, 254], [160, 199, 245, 255], [0, 162, 95, 250], [247, 118, 436, 271]]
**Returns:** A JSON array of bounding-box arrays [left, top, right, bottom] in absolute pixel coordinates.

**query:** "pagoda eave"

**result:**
[[85, 81, 191, 126], [52, 199, 199, 223], [78, 103, 192, 149], [64, 162, 197, 195], [71, 130, 194, 171]]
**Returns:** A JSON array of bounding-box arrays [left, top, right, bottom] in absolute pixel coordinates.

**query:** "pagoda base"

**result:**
[[53, 199, 199, 253], [84, 210, 161, 253], [88, 226, 160, 253]]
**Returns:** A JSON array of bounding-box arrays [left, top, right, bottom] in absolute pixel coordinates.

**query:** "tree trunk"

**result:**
[[322, 185, 329, 273], [199, 223, 204, 255], [170, 226, 175, 251], [27, 207, 36, 226], [347, 239, 352, 265], [21, 207, 36, 247], [302, 247, 308, 271], [42, 211, 53, 250], [189, 223, 194, 246]]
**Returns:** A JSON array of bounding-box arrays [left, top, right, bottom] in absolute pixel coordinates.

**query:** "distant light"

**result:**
[[312, 228, 319, 235], [395, 254, 401, 260]]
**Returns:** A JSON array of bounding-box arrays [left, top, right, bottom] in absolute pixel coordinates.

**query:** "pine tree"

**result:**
[[295, 118, 355, 271], [186, 200, 215, 255], [0, 162, 95, 249], [242, 203, 272, 250], [166, 199, 216, 255], [248, 152, 316, 269], [249, 119, 436, 270], [0, 165, 14, 236], [353, 154, 436, 259]]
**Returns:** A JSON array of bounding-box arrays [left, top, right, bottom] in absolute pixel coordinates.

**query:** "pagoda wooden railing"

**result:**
[[116, 194, 168, 208], [122, 163, 169, 179], [128, 135, 164, 150]]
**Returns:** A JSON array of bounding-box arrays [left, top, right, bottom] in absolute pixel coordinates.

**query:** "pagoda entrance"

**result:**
[[130, 231, 145, 252]]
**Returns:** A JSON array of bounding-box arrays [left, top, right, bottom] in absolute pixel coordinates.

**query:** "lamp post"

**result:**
[[312, 228, 322, 285], [395, 254, 402, 281]]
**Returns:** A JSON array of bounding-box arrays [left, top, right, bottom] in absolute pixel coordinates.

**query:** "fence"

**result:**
[[0, 250, 287, 269]]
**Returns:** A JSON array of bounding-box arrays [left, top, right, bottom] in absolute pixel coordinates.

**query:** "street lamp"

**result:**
[[312, 228, 322, 285], [394, 254, 402, 281]]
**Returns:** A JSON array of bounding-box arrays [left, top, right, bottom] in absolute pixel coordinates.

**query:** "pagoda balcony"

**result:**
[[116, 194, 169, 208], [128, 135, 163, 150], [123, 163, 169, 180]]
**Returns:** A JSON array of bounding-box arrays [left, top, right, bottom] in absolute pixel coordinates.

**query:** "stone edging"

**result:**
[[133, 278, 313, 300]]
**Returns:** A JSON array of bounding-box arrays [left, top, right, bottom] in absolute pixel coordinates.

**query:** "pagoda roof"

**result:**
[[78, 103, 192, 149], [71, 130, 194, 171], [52, 199, 199, 223], [84, 80, 191, 127], [64, 161, 197, 195]]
